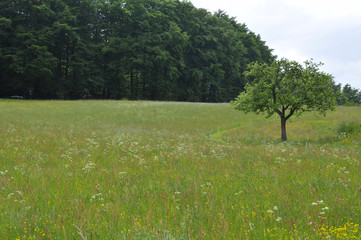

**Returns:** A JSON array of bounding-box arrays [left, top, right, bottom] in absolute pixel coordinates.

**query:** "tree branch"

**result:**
[[272, 87, 277, 105], [275, 108, 282, 117], [285, 108, 296, 120]]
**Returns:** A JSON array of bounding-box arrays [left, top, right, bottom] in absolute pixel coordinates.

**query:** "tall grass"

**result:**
[[0, 100, 360, 239]]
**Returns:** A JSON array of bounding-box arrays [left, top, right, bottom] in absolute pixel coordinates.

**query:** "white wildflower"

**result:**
[[7, 193, 15, 198], [82, 161, 96, 172], [267, 210, 274, 213], [276, 217, 282, 221], [235, 191, 243, 195], [322, 207, 329, 211], [15, 190, 23, 196], [90, 193, 103, 202], [249, 223, 254, 230], [273, 206, 278, 211]]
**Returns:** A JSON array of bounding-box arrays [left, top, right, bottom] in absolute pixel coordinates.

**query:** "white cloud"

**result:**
[[325, 60, 361, 88], [189, 0, 361, 89], [289, 0, 361, 19]]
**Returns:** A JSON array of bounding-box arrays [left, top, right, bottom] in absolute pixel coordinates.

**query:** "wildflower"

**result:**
[[267, 210, 274, 213], [322, 207, 329, 210], [320, 212, 326, 215], [276, 217, 282, 221], [249, 223, 254, 230], [90, 193, 103, 202], [7, 193, 15, 199], [273, 206, 278, 211], [82, 161, 96, 172], [317, 200, 324, 204], [312, 202, 318, 206], [175, 191, 181, 195], [15, 190, 23, 196]]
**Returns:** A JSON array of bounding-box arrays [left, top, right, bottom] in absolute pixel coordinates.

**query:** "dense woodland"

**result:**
[[0, 0, 275, 101]]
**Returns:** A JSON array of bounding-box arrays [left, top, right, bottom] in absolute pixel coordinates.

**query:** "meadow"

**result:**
[[0, 100, 360, 239]]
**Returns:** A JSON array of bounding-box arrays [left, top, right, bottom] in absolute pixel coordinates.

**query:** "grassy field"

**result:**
[[0, 100, 360, 239]]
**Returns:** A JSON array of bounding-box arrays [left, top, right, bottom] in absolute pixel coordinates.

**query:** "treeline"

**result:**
[[0, 0, 274, 101], [334, 83, 361, 105]]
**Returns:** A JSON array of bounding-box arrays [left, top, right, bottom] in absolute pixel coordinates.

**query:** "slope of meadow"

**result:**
[[0, 100, 360, 239]]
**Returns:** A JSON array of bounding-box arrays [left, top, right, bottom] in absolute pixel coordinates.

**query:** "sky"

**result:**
[[189, 0, 361, 89]]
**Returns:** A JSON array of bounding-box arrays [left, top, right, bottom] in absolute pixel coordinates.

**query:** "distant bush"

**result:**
[[337, 121, 361, 139], [343, 101, 361, 106]]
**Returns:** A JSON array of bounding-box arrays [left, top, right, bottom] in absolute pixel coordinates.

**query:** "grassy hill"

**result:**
[[0, 100, 360, 239]]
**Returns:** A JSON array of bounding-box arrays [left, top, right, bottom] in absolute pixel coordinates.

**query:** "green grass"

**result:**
[[0, 100, 360, 239]]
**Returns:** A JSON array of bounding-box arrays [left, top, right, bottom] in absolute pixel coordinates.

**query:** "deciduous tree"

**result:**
[[232, 58, 338, 141]]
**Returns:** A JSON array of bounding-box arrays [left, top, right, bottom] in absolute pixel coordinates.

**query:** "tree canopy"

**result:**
[[232, 58, 338, 141], [0, 0, 274, 101], [341, 84, 361, 105]]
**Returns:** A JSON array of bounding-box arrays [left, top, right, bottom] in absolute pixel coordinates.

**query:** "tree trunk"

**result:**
[[281, 116, 287, 141], [130, 71, 134, 100]]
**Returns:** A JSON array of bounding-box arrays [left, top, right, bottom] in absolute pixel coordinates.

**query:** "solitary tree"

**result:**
[[232, 58, 337, 141]]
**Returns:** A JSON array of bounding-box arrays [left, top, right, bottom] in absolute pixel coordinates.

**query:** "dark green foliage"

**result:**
[[337, 121, 361, 138], [331, 81, 360, 106], [341, 84, 361, 105], [0, 0, 274, 101]]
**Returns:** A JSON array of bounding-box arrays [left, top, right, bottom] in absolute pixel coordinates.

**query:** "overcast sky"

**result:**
[[189, 0, 361, 89]]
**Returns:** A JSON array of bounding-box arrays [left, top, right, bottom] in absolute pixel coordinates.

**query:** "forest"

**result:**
[[0, 0, 275, 101]]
